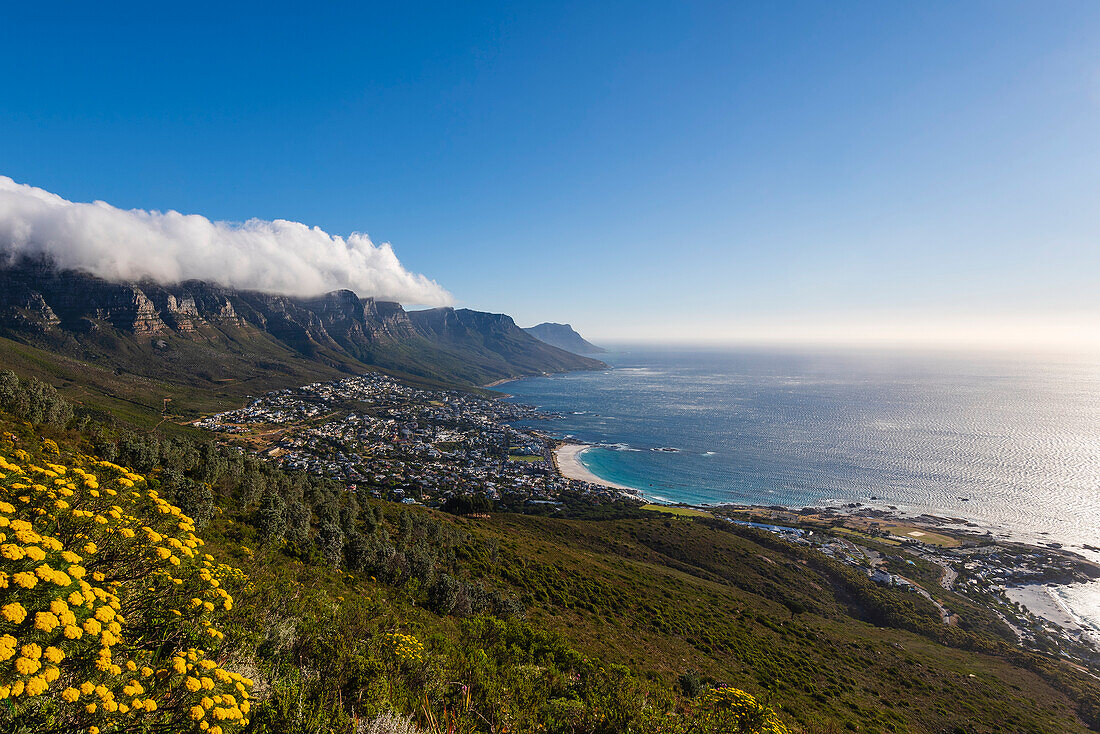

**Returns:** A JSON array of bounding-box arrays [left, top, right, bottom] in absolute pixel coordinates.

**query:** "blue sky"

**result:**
[[2, 1, 1099, 348]]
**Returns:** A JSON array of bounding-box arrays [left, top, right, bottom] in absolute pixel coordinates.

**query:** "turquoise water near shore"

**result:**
[[502, 347, 1100, 555]]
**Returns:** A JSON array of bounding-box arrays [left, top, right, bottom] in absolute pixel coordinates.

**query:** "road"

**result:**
[[895, 574, 956, 625]]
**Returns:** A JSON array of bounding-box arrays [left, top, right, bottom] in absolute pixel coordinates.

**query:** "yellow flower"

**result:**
[[23, 676, 48, 696], [35, 611, 60, 632], [12, 571, 37, 588], [43, 646, 64, 663], [14, 656, 41, 675], [2, 602, 27, 623], [186, 676, 203, 692], [190, 705, 206, 720]]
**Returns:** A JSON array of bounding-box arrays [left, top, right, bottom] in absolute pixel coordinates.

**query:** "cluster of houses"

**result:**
[[195, 372, 638, 509]]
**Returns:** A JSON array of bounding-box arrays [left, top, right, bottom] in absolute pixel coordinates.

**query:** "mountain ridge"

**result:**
[[0, 260, 605, 417]]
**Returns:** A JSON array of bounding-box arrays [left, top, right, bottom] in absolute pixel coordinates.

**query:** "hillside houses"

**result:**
[[195, 372, 635, 510]]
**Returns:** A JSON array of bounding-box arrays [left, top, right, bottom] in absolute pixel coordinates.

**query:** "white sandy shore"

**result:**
[[1006, 584, 1084, 632], [553, 443, 639, 494]]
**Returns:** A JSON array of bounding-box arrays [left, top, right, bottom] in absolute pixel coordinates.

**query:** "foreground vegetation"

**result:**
[[1, 369, 1099, 733]]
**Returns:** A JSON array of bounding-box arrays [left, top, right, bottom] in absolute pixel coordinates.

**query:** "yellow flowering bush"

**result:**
[[0, 449, 253, 733], [696, 686, 790, 734], [385, 632, 424, 665]]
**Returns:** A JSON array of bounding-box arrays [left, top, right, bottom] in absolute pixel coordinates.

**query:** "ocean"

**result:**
[[501, 346, 1100, 554]]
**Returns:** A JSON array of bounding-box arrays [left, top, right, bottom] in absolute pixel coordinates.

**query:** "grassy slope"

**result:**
[[440, 513, 1091, 733], [0, 333, 492, 430], [190, 501, 1094, 734]]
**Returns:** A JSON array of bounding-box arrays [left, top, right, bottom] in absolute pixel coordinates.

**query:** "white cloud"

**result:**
[[0, 176, 452, 305]]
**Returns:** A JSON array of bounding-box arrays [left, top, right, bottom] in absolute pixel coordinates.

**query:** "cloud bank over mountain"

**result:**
[[0, 177, 452, 305]]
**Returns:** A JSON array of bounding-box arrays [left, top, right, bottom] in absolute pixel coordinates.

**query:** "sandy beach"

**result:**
[[483, 377, 519, 388], [553, 443, 639, 494], [1005, 584, 1083, 632]]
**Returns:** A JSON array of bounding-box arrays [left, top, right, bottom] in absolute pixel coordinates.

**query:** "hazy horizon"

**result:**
[[585, 315, 1100, 355]]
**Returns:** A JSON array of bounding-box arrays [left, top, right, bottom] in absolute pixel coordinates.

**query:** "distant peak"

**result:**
[[524, 322, 605, 355]]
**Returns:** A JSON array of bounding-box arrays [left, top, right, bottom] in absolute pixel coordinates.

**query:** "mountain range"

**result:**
[[523, 322, 605, 354], [0, 260, 605, 419]]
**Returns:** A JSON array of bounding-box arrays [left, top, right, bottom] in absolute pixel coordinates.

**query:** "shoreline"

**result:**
[[483, 377, 519, 388], [551, 442, 1100, 558], [1006, 584, 1084, 632], [549, 446, 1100, 643], [553, 443, 639, 494], [555, 439, 1100, 560]]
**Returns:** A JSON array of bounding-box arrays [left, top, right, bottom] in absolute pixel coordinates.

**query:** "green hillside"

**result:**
[[0, 333, 492, 432]]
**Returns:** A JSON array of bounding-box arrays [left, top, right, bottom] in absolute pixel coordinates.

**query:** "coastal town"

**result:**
[[193, 372, 638, 511]]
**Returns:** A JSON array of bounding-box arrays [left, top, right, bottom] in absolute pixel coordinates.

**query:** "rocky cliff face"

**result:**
[[0, 260, 605, 386], [0, 263, 168, 335], [0, 263, 411, 346]]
